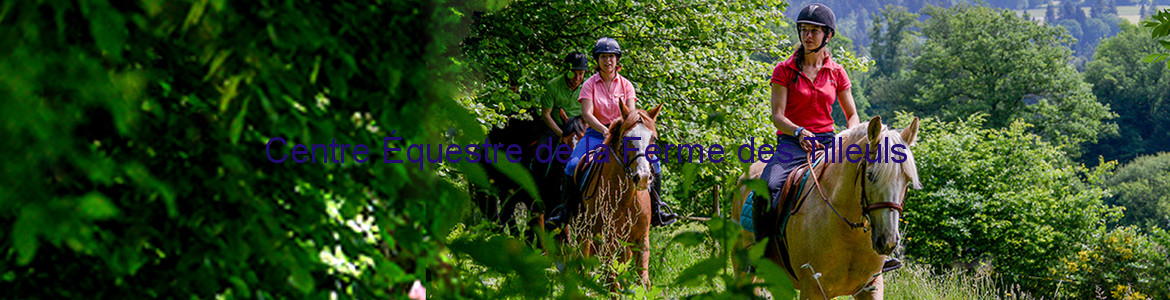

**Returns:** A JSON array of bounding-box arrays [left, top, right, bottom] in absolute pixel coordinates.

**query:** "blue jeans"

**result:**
[[759, 132, 836, 204], [564, 128, 661, 176]]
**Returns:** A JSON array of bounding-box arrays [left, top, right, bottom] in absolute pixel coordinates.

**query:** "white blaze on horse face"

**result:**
[[626, 124, 654, 190]]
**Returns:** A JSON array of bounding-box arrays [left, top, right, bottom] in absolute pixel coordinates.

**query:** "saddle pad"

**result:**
[[573, 147, 607, 198], [741, 191, 757, 233], [741, 152, 826, 236]]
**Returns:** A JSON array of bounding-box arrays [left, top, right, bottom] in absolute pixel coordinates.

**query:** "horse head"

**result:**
[[558, 115, 587, 147], [835, 115, 921, 255], [604, 102, 662, 191]]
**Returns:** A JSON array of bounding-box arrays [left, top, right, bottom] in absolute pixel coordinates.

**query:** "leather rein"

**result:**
[[803, 142, 905, 231]]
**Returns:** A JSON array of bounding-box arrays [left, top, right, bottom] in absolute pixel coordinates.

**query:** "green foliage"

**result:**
[[462, 0, 876, 217], [0, 0, 479, 298], [1083, 21, 1170, 164], [1141, 8, 1170, 64], [894, 112, 1121, 294], [868, 4, 1117, 155], [1107, 153, 1170, 228], [867, 5, 920, 78], [1050, 226, 1170, 299]]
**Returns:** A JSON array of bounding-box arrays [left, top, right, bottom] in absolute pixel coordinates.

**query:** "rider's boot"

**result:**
[[650, 175, 678, 226], [545, 176, 580, 228]]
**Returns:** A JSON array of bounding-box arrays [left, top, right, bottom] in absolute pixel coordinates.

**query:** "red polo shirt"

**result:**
[[770, 52, 851, 134]]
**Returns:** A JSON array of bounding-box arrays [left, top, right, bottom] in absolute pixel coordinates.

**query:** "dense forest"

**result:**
[[2, 0, 1170, 299]]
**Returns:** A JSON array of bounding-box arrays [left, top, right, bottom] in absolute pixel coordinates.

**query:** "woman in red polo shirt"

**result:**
[[757, 2, 901, 272], [761, 3, 858, 183]]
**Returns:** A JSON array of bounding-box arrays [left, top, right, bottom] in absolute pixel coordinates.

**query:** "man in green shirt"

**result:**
[[539, 52, 588, 137]]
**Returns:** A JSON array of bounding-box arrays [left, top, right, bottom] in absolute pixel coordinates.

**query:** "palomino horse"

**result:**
[[731, 116, 920, 299], [572, 103, 662, 288]]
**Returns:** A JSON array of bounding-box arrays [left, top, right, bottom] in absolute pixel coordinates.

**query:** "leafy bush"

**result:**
[[1107, 153, 1170, 228], [1051, 226, 1170, 299], [0, 0, 481, 298], [895, 112, 1120, 294]]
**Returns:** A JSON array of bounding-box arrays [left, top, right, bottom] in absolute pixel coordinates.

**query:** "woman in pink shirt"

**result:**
[[547, 37, 678, 227]]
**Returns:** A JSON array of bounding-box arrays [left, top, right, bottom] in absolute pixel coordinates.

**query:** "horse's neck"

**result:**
[[814, 159, 863, 213]]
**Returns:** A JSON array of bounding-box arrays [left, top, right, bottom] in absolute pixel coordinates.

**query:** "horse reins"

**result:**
[[803, 141, 905, 231]]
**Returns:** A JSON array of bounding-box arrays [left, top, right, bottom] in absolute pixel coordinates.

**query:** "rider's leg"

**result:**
[[649, 159, 678, 226], [546, 128, 604, 228]]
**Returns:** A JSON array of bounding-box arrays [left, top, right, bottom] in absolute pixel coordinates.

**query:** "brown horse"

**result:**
[[571, 102, 662, 289], [731, 116, 921, 299]]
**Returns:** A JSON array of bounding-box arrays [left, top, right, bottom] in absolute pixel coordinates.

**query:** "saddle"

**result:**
[[741, 150, 826, 277], [573, 147, 609, 203]]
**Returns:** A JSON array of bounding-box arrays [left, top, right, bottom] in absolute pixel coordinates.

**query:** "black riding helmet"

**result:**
[[796, 3, 836, 53], [592, 37, 622, 60], [565, 52, 589, 70]]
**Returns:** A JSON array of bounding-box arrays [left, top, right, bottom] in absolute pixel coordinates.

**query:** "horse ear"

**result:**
[[619, 100, 630, 119], [867, 115, 882, 146], [901, 117, 919, 146], [648, 103, 663, 120]]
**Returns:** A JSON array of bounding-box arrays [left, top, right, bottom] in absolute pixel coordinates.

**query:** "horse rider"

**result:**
[[759, 3, 901, 271], [540, 52, 588, 138], [546, 37, 680, 228]]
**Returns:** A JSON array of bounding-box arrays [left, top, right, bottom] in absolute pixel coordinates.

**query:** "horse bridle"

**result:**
[[622, 152, 647, 181], [613, 113, 656, 182], [805, 142, 906, 231]]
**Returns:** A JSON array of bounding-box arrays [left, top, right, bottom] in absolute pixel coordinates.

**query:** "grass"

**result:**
[[883, 263, 1038, 300], [448, 215, 1053, 299]]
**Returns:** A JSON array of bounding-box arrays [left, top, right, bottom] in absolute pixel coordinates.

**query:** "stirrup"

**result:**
[[882, 257, 903, 273]]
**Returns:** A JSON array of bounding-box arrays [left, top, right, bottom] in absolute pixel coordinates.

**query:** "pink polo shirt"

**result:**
[[770, 51, 851, 134], [579, 73, 637, 126]]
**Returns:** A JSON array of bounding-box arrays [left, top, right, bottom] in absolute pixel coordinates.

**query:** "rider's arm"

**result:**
[[624, 78, 637, 111], [837, 87, 860, 130], [581, 98, 607, 133], [771, 82, 816, 150], [541, 108, 563, 137], [770, 83, 802, 136]]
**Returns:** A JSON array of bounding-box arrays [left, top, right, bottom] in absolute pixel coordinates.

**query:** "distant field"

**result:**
[[1018, 5, 1164, 25]]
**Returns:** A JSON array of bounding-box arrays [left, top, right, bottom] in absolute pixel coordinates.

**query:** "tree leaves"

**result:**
[[0, 0, 473, 298], [868, 4, 1116, 155]]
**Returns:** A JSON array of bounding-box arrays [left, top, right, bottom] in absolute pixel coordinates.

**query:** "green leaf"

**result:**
[[229, 276, 251, 297], [229, 97, 249, 145], [748, 237, 768, 260], [1141, 53, 1160, 63], [88, 1, 127, 61], [680, 162, 699, 199], [489, 160, 542, 206], [753, 258, 797, 300], [79, 192, 119, 219], [287, 267, 314, 294], [673, 256, 724, 286], [13, 208, 41, 266], [671, 230, 706, 247]]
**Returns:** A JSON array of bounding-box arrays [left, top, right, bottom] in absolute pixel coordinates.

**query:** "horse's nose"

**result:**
[[636, 173, 650, 190], [873, 235, 897, 255]]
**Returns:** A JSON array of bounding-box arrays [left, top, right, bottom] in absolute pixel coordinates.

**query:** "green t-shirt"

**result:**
[[540, 74, 582, 119]]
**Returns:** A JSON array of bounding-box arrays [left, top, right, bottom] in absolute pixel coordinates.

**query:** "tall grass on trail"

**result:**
[[884, 264, 1037, 300]]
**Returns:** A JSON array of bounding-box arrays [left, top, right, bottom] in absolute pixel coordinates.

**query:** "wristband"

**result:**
[[793, 127, 804, 137]]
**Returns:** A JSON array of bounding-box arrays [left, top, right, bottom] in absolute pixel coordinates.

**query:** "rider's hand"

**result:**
[[798, 129, 816, 152]]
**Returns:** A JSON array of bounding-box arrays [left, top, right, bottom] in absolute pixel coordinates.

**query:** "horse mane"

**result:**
[[833, 121, 922, 189], [603, 109, 658, 153]]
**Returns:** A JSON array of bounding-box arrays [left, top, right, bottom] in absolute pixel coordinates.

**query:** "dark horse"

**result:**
[[471, 110, 586, 235]]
